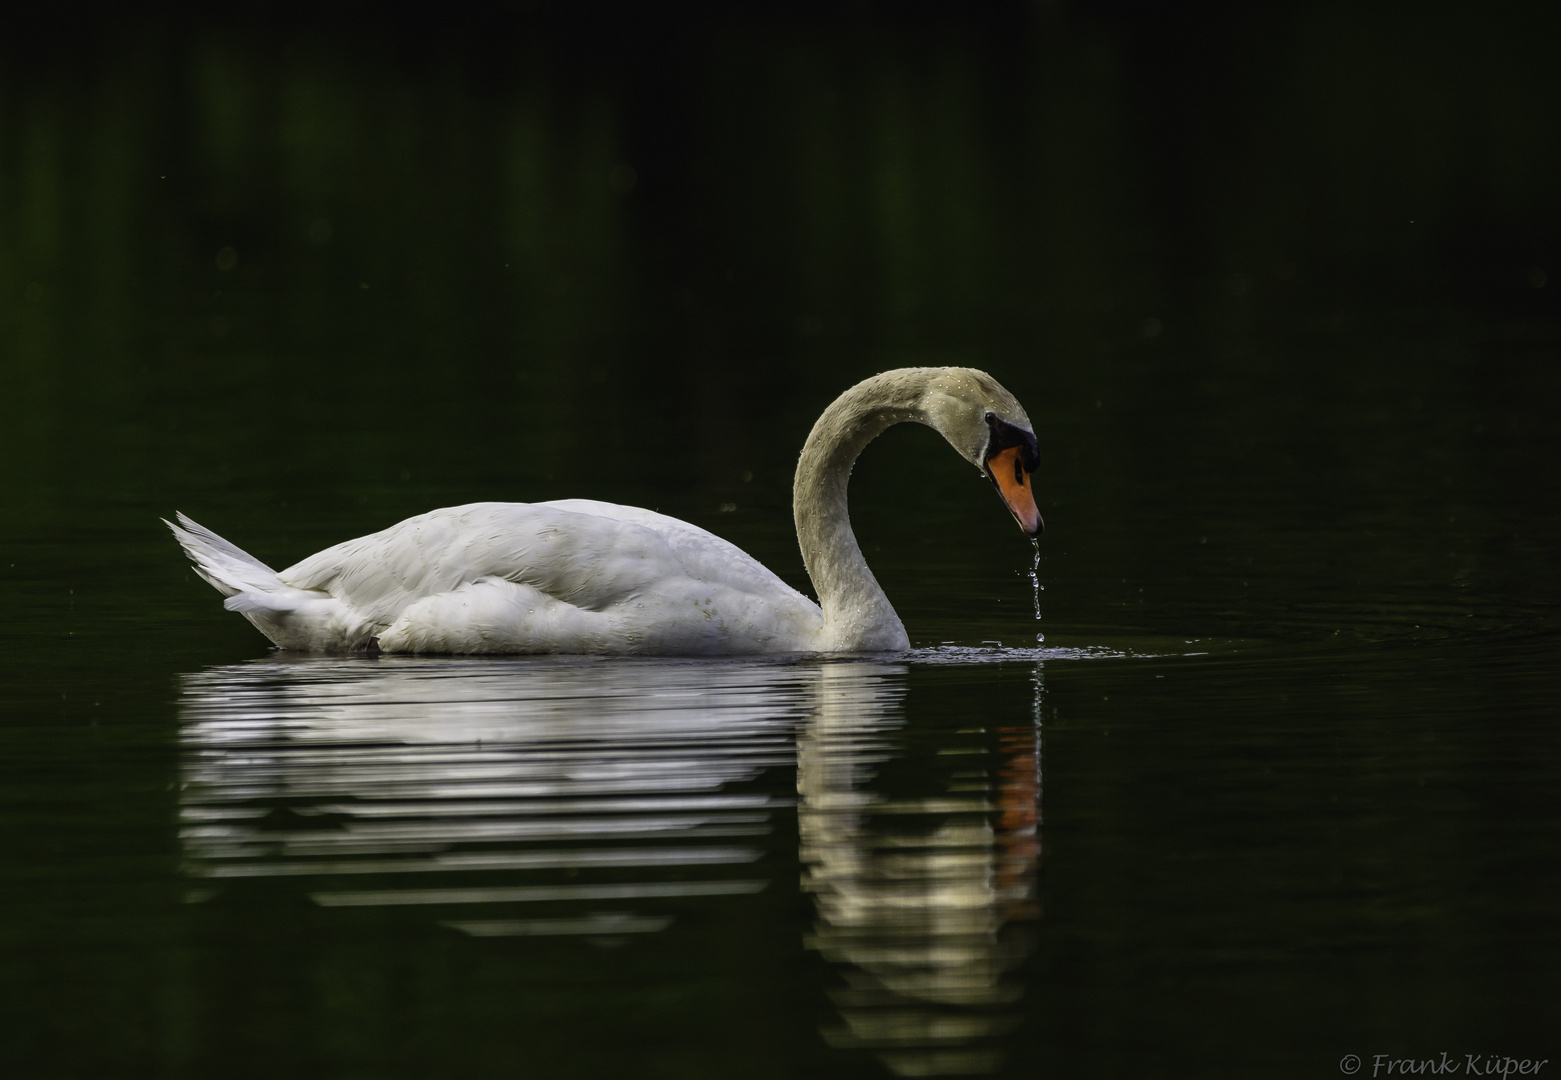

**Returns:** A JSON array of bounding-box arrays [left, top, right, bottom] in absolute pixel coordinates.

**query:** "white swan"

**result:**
[[167, 367, 1041, 655]]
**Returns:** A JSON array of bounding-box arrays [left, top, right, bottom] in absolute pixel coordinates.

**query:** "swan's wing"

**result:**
[[277, 501, 813, 631], [278, 502, 652, 624], [539, 499, 809, 601]]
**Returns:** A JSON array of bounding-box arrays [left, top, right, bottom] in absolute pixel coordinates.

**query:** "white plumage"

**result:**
[[167, 367, 1041, 655], [169, 501, 820, 654]]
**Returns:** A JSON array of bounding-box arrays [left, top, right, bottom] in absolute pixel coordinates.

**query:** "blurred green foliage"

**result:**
[[0, 1, 1556, 639], [0, 7, 1557, 1075]]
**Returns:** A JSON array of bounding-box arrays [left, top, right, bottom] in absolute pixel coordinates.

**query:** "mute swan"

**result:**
[[167, 367, 1041, 655]]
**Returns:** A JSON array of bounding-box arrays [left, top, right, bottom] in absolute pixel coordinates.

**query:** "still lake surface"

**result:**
[[4, 344, 1555, 1076], [2, 13, 1559, 1076]]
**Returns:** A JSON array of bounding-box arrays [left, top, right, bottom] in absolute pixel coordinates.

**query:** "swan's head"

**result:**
[[920, 368, 1043, 537]]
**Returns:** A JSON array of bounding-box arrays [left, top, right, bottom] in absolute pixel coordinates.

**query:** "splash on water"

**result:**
[[908, 643, 1143, 663]]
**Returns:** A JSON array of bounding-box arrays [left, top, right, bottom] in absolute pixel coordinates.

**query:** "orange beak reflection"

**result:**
[[987, 446, 1043, 537]]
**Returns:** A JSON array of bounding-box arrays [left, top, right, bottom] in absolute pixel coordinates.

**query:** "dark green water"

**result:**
[[2, 5, 1559, 1077]]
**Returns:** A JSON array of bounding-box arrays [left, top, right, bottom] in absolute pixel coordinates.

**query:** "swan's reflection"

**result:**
[[178, 654, 1040, 1070], [179, 655, 818, 930], [800, 664, 1041, 1076]]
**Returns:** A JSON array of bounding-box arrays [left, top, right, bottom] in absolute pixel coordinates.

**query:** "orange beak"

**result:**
[[987, 445, 1043, 537]]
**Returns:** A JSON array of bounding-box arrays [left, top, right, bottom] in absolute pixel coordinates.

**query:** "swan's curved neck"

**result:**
[[793, 372, 932, 651]]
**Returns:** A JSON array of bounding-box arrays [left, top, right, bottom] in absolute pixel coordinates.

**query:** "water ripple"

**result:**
[[177, 654, 1046, 1076]]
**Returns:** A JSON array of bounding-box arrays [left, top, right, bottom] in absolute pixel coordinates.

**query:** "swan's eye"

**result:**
[[985, 412, 1038, 473]]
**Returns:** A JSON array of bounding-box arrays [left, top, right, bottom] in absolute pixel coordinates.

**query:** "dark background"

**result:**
[[1, 2, 1557, 1076], [4, 0, 1557, 644]]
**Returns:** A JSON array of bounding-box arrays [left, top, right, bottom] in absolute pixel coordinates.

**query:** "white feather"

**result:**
[[167, 367, 1038, 655]]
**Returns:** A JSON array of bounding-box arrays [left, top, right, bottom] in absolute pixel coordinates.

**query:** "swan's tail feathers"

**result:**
[[222, 591, 302, 616], [164, 513, 284, 599]]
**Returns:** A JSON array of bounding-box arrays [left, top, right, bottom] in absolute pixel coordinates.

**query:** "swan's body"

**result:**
[[168, 367, 1042, 655], [174, 500, 823, 654]]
